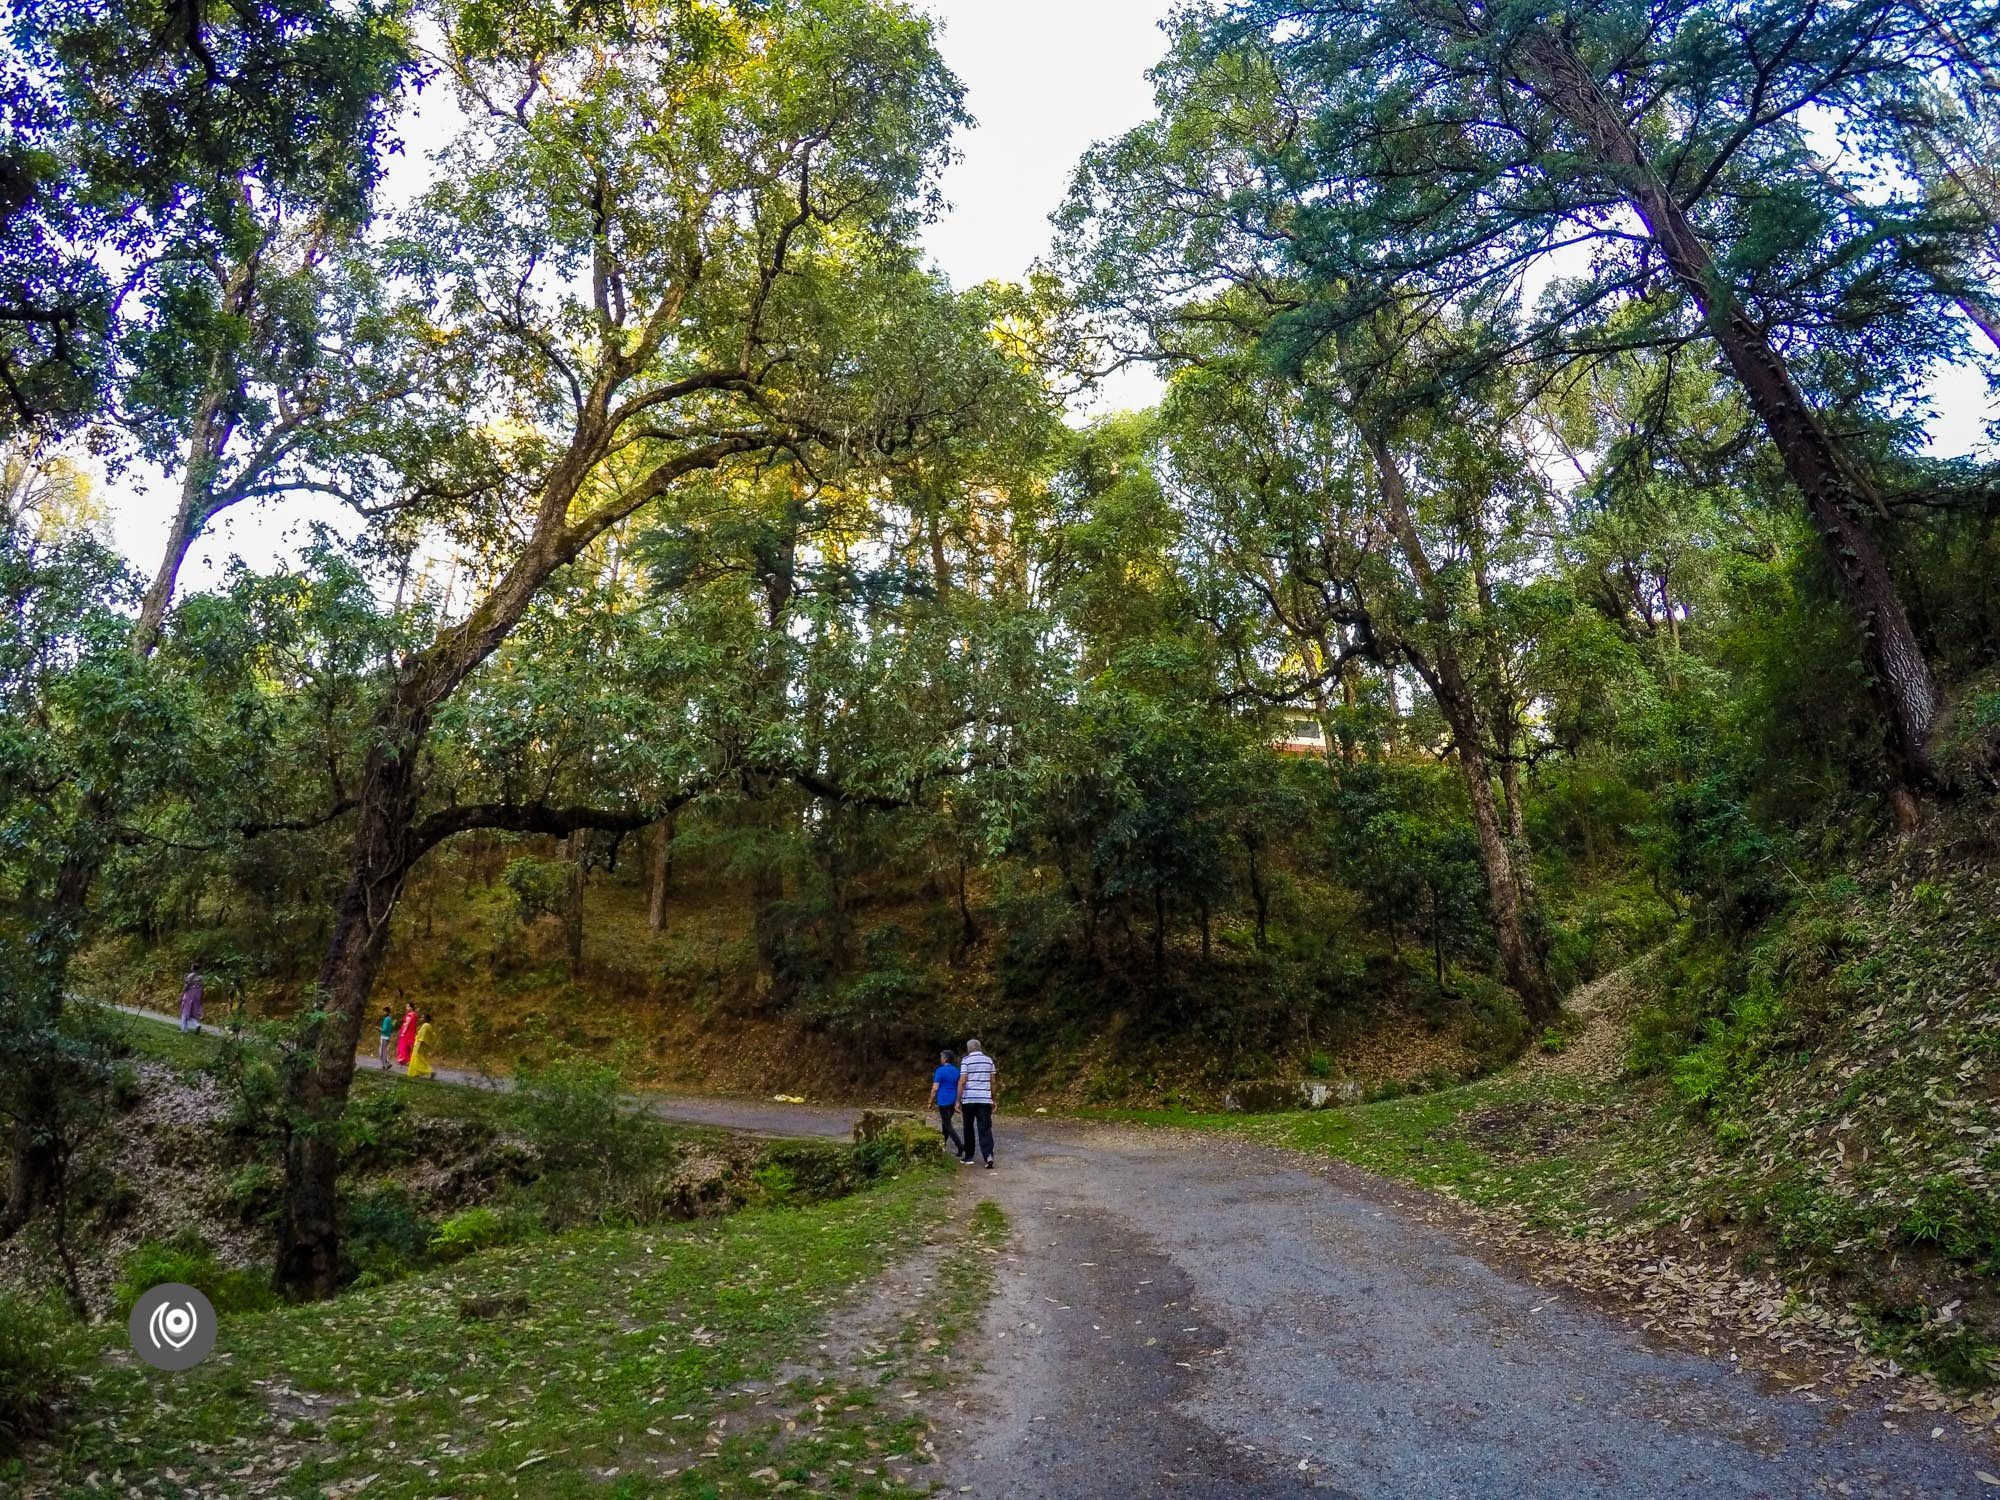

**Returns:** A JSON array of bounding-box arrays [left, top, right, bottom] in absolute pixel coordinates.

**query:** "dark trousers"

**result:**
[[960, 1101, 994, 1161], [937, 1104, 964, 1155]]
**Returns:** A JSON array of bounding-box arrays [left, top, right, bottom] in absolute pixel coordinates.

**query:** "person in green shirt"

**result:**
[[376, 1008, 395, 1068]]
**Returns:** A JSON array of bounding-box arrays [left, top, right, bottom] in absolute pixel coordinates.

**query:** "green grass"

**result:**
[[1094, 1071, 1643, 1238], [15, 1166, 994, 1497]]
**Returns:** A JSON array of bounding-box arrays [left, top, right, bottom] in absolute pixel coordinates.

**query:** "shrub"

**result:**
[[341, 1087, 416, 1164], [113, 1231, 276, 1318], [505, 1055, 676, 1228], [502, 856, 569, 924], [0, 1292, 77, 1455], [221, 1055, 284, 1136], [222, 1161, 281, 1223], [430, 1206, 527, 1261], [1899, 1175, 2000, 1273], [342, 1187, 434, 1287], [748, 1163, 798, 1204]]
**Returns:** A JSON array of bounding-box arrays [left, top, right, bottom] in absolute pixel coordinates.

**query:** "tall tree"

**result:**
[[0, 1, 415, 1233], [0, 0, 410, 432], [270, 0, 1018, 1296], [1068, 0, 2000, 790], [1160, 324, 1561, 1020]]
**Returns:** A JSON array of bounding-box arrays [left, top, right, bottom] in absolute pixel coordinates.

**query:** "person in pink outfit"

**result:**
[[394, 1005, 420, 1066]]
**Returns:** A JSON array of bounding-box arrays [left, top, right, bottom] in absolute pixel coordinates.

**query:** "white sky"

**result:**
[[96, 0, 1999, 590]]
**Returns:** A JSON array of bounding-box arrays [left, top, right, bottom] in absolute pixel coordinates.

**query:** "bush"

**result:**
[[221, 1054, 284, 1136], [342, 1187, 435, 1287], [502, 856, 569, 924], [341, 1087, 416, 1164], [430, 1206, 529, 1261], [222, 1161, 281, 1223], [747, 1163, 798, 1204], [0, 1291, 76, 1455], [113, 1231, 276, 1318], [505, 1055, 677, 1228], [1900, 1175, 2000, 1273]]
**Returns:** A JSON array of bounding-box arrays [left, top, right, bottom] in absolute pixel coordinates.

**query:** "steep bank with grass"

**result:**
[[1116, 821, 2000, 1420]]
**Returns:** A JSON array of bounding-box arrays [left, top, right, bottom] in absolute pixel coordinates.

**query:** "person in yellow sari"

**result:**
[[405, 1014, 436, 1080]]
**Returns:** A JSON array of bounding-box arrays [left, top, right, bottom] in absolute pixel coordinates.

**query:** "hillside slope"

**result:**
[[81, 834, 1552, 1109], [1133, 819, 2000, 1419]]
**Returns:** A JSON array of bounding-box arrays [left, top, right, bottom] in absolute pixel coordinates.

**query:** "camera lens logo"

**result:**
[[127, 1283, 217, 1371]]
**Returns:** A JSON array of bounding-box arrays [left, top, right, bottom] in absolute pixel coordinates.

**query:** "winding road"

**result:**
[[113, 1004, 1994, 1496], [929, 1120, 1991, 1500]]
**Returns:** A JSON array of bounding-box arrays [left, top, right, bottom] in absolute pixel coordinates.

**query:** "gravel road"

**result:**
[[114, 1003, 1995, 1494], [932, 1117, 1995, 1500], [111, 1003, 865, 1139]]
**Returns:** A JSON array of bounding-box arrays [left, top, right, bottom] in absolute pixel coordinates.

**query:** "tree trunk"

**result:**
[[1512, 26, 1940, 786], [648, 811, 676, 933], [1363, 432, 1557, 1025], [1243, 830, 1270, 950], [276, 731, 425, 1298], [955, 854, 977, 949], [563, 831, 586, 978], [1448, 696, 1555, 1023]]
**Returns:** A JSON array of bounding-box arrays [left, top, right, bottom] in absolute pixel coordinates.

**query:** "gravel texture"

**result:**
[[930, 1118, 1998, 1499], [108, 1004, 2000, 1495]]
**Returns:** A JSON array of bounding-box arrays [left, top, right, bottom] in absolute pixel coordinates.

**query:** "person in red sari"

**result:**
[[394, 1005, 420, 1067]]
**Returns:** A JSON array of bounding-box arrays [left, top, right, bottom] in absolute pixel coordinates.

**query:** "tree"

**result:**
[[1068, 0, 2000, 790], [269, 0, 1020, 1296], [1157, 322, 1562, 1021], [0, 0, 420, 1232], [0, 0, 411, 432]]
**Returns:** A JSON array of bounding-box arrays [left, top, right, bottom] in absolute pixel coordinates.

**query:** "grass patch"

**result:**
[[14, 1165, 973, 1496], [1098, 1071, 1630, 1237]]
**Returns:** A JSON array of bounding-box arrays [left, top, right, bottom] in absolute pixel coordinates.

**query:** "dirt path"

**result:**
[[933, 1118, 1994, 1499], [116, 1002, 1995, 1494], [110, 1003, 863, 1139]]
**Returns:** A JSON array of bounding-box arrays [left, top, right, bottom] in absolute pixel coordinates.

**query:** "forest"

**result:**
[[3, 0, 1999, 1349]]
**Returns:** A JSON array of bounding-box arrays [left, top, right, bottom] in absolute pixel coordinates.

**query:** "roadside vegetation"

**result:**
[[4, 0, 1999, 1425], [1116, 818, 2000, 1405]]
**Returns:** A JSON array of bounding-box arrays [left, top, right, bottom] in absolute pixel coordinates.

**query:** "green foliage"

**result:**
[[113, 1231, 276, 1318], [340, 1086, 415, 1162], [0, 1291, 77, 1455], [748, 1162, 799, 1204], [504, 1055, 678, 1229], [430, 1206, 529, 1262], [342, 1186, 435, 1288], [1900, 1176, 2000, 1274], [501, 856, 568, 925], [222, 1162, 282, 1224]]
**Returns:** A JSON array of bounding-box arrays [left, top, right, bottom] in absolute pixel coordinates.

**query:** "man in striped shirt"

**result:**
[[956, 1039, 997, 1168]]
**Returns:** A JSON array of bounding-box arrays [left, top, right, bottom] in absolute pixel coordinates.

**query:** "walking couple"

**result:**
[[926, 1040, 997, 1169]]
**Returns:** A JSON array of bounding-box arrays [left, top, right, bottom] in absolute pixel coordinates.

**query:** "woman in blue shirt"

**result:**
[[926, 1049, 965, 1158]]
